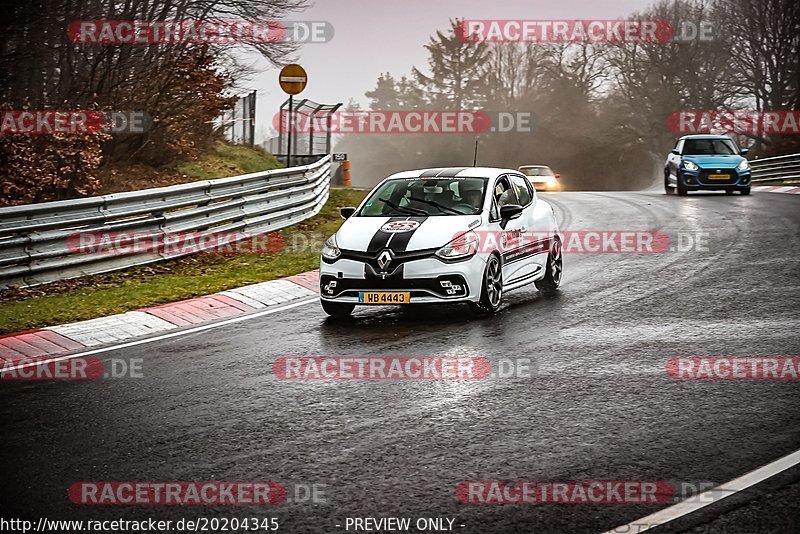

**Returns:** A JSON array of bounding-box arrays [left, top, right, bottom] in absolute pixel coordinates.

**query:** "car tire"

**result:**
[[740, 187, 751, 195], [664, 172, 675, 194], [470, 254, 503, 314], [677, 177, 688, 196], [725, 189, 734, 195], [320, 299, 355, 318], [535, 238, 563, 295]]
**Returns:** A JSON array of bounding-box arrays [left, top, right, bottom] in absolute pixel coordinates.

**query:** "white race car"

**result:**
[[319, 167, 562, 317]]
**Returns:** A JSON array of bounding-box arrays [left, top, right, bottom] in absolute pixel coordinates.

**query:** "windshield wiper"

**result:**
[[378, 198, 428, 216], [408, 196, 463, 215]]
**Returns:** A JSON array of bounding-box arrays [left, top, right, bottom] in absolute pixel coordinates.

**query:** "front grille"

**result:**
[[325, 247, 439, 268], [698, 169, 737, 185]]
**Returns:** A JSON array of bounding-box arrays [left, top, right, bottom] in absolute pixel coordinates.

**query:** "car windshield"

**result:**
[[358, 177, 487, 217], [520, 167, 553, 177], [683, 139, 738, 155]]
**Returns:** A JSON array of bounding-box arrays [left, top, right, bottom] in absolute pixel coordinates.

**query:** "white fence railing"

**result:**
[[0, 155, 331, 288], [750, 153, 800, 183]]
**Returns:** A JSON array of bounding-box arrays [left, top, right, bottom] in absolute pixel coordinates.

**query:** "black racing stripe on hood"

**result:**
[[433, 167, 469, 177], [366, 216, 406, 253], [387, 216, 428, 253], [418, 168, 448, 177]]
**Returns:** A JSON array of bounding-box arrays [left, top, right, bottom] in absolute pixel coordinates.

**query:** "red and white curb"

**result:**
[[0, 270, 319, 371], [753, 185, 800, 194]]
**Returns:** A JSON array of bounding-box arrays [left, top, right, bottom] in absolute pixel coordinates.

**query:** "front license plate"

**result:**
[[358, 291, 411, 304], [708, 173, 729, 180]]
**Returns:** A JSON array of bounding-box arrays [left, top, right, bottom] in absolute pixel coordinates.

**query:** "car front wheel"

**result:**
[[320, 299, 355, 318], [677, 176, 688, 196], [470, 254, 503, 314], [740, 187, 751, 195]]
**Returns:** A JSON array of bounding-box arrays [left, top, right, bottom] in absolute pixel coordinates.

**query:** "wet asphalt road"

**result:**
[[1, 190, 799, 533]]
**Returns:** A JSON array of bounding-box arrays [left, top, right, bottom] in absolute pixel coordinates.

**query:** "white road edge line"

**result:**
[[0, 297, 318, 373], [602, 447, 800, 533]]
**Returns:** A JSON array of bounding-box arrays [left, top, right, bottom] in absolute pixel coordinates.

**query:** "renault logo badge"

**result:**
[[377, 249, 393, 270]]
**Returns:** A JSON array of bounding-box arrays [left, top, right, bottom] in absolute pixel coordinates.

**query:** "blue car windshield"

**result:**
[[358, 177, 487, 217], [683, 139, 737, 155]]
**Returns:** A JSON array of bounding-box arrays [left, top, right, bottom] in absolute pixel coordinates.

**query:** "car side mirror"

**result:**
[[340, 207, 356, 219], [554, 173, 561, 179], [671, 149, 680, 155], [499, 204, 523, 229], [740, 148, 749, 155]]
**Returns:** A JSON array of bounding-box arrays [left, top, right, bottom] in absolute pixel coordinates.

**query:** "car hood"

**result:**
[[336, 215, 482, 253], [683, 154, 745, 167]]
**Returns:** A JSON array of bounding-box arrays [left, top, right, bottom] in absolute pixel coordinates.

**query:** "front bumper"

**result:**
[[319, 251, 488, 304], [680, 167, 751, 190]]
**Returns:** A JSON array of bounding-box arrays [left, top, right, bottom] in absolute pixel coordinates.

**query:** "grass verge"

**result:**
[[0, 188, 366, 335]]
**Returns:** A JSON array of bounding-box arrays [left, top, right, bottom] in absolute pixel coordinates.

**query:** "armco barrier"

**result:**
[[750, 153, 800, 183], [0, 155, 332, 288]]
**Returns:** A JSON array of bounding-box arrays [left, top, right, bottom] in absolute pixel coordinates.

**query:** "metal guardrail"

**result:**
[[0, 154, 332, 288], [750, 153, 800, 183]]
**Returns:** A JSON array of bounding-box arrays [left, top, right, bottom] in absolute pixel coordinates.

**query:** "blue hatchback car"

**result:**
[[664, 134, 752, 195]]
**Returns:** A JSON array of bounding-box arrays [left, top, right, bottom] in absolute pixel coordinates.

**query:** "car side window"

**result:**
[[494, 176, 517, 208], [509, 174, 533, 206]]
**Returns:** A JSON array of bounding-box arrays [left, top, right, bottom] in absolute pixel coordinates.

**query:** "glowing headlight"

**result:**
[[682, 160, 699, 171], [436, 231, 479, 261], [322, 234, 341, 260], [737, 160, 750, 171]]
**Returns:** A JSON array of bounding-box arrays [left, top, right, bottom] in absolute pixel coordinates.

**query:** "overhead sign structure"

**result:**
[[279, 64, 308, 95]]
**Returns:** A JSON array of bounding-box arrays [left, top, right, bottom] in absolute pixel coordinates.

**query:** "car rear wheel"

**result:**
[[535, 238, 563, 295], [320, 299, 355, 318], [470, 254, 503, 314]]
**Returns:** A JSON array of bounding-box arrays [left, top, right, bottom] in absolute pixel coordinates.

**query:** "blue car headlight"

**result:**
[[737, 160, 750, 171], [682, 160, 699, 171]]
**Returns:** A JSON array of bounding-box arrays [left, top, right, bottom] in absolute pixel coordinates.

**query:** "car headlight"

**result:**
[[738, 160, 750, 171], [435, 231, 479, 261], [322, 234, 341, 260], [682, 160, 699, 171]]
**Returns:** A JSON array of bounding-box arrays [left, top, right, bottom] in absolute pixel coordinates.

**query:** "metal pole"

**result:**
[[287, 95, 293, 168]]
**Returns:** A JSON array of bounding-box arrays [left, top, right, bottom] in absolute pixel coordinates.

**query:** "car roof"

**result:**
[[385, 167, 516, 180], [678, 134, 733, 140], [518, 165, 550, 168]]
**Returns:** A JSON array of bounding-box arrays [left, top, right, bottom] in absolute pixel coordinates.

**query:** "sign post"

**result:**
[[279, 64, 308, 168]]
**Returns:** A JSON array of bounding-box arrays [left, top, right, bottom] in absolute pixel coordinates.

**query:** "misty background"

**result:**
[[1, 0, 797, 203]]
